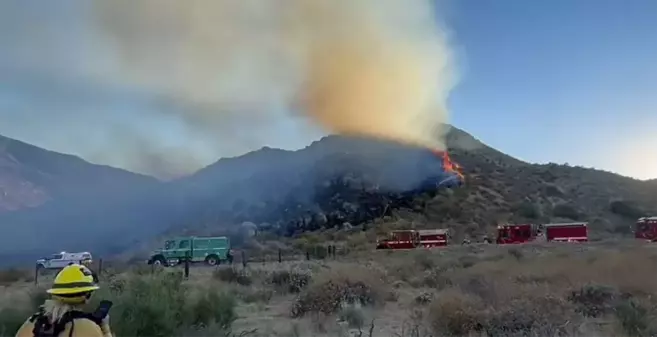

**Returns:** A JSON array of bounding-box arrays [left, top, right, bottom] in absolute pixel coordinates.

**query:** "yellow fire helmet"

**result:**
[[47, 264, 100, 296]]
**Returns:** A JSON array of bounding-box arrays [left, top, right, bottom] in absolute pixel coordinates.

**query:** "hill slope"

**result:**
[[0, 134, 165, 262], [1, 126, 655, 264], [0, 134, 159, 212], [173, 126, 657, 241]]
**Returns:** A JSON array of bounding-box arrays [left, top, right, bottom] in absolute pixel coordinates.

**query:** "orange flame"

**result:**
[[432, 149, 465, 181]]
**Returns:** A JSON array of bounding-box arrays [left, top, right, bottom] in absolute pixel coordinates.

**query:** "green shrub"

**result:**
[[552, 204, 581, 220], [291, 267, 387, 317], [428, 289, 484, 336], [186, 290, 236, 329], [0, 287, 55, 335], [0, 307, 30, 336], [610, 201, 645, 219], [96, 270, 236, 337]]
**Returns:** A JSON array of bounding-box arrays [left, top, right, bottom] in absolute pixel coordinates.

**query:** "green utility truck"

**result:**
[[147, 236, 233, 266]]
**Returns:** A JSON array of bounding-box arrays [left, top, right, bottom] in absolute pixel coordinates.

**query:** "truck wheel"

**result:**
[[152, 256, 167, 267], [205, 255, 219, 266]]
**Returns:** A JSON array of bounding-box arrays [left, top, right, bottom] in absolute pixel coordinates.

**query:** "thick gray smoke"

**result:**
[[0, 0, 456, 178]]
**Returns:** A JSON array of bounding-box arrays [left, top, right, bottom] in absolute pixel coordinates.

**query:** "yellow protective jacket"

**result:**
[[13, 303, 112, 337], [14, 316, 108, 337]]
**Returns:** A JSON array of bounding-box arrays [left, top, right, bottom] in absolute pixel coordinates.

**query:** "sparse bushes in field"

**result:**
[[268, 269, 311, 293], [238, 287, 274, 304], [428, 287, 577, 337], [186, 290, 237, 329], [613, 297, 655, 337], [291, 267, 387, 317], [568, 283, 619, 317], [0, 287, 49, 335], [507, 247, 523, 260], [213, 267, 252, 286], [428, 289, 484, 336], [338, 305, 365, 328], [413, 251, 434, 271], [95, 270, 237, 336], [0, 268, 32, 285]]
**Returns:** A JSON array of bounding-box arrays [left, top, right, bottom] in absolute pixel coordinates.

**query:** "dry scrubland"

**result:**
[[3, 241, 657, 336]]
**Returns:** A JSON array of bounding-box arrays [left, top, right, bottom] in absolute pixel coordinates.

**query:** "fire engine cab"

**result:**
[[635, 217, 657, 242], [496, 224, 538, 244], [376, 229, 449, 250], [496, 222, 588, 244]]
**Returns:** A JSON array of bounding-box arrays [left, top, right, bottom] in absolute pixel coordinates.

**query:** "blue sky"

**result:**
[[445, 0, 657, 179], [0, 0, 655, 179]]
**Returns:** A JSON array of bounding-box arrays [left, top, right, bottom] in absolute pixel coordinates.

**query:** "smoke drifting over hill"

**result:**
[[1, 0, 456, 178]]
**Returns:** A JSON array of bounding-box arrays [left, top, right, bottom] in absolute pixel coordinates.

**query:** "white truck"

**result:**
[[36, 251, 93, 270]]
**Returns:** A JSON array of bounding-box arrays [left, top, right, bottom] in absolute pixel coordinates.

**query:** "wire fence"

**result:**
[[31, 245, 347, 285]]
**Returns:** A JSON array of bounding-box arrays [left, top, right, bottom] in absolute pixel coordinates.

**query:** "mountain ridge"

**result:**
[[0, 127, 655, 265], [0, 134, 159, 213]]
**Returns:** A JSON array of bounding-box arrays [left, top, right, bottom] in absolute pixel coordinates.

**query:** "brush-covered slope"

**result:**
[[1, 126, 656, 264], [167, 125, 657, 241]]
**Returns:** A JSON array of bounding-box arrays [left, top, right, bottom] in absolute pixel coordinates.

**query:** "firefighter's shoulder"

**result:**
[[59, 317, 105, 337], [14, 316, 105, 337]]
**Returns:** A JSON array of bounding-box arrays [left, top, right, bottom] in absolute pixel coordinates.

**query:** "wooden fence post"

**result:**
[[306, 250, 310, 261], [97, 259, 103, 279], [184, 254, 190, 279], [34, 264, 39, 286], [278, 249, 282, 263], [241, 251, 247, 269]]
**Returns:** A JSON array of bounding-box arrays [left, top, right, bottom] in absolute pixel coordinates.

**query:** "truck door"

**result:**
[[193, 239, 209, 261], [412, 231, 420, 247], [49, 254, 64, 268], [178, 239, 191, 259]]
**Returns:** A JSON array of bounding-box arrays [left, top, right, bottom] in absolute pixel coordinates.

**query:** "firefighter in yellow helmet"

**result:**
[[14, 264, 113, 337]]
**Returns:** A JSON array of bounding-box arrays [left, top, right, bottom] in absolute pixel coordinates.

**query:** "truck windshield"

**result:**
[[179, 240, 190, 249]]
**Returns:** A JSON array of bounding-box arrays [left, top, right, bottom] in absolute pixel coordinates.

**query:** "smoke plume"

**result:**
[[92, 0, 454, 154], [1, 0, 456, 178]]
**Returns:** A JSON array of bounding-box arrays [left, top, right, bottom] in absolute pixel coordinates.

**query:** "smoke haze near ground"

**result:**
[[1, 0, 456, 178]]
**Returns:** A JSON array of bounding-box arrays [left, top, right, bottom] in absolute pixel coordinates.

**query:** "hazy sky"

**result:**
[[446, 0, 657, 179], [0, 0, 655, 179]]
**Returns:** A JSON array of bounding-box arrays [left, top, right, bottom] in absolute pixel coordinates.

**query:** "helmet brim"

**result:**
[[47, 285, 100, 295]]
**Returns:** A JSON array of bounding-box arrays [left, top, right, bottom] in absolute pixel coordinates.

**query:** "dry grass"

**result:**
[[3, 240, 657, 336]]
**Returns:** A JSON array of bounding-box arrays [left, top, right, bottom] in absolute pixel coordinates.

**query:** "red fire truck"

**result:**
[[496, 222, 588, 244], [544, 222, 588, 242], [635, 217, 657, 241], [376, 229, 449, 250]]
